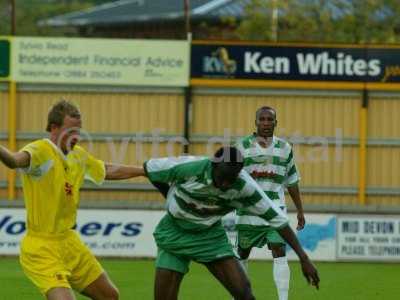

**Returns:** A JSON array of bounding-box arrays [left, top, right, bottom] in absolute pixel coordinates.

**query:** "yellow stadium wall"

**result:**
[[16, 91, 184, 134], [1, 84, 400, 208], [191, 94, 360, 137], [2, 86, 185, 204], [191, 91, 362, 206], [367, 95, 400, 191]]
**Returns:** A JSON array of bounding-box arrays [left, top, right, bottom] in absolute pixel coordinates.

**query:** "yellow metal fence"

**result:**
[[1, 85, 400, 207]]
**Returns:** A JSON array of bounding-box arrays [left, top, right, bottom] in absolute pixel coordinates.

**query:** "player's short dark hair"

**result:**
[[256, 106, 276, 119], [46, 99, 81, 132], [211, 147, 244, 182], [212, 146, 244, 166]]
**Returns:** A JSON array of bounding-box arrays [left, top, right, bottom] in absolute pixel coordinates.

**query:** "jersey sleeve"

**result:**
[[235, 136, 253, 167], [144, 156, 202, 184], [234, 139, 244, 152], [83, 151, 106, 186], [284, 147, 300, 187], [20, 141, 49, 177], [238, 171, 289, 228]]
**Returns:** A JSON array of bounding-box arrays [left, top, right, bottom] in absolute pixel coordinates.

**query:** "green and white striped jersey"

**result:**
[[235, 135, 300, 227], [144, 156, 288, 230]]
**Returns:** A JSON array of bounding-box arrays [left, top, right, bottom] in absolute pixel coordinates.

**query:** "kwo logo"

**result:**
[[203, 47, 237, 75]]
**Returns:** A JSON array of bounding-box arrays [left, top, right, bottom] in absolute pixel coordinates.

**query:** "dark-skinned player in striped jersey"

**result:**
[[235, 106, 306, 300], [132, 146, 318, 300]]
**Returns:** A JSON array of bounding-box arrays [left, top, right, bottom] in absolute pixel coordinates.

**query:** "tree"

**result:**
[[236, 0, 400, 44], [0, 0, 109, 36]]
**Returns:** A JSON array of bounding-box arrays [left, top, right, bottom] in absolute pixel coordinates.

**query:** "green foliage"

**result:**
[[2, 0, 400, 43], [0, 0, 109, 36], [236, 0, 400, 44], [236, 0, 272, 41]]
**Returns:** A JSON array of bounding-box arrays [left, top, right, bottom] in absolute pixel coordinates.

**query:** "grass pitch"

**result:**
[[0, 257, 398, 299]]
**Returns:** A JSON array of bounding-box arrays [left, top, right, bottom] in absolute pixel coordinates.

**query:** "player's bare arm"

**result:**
[[277, 225, 320, 289], [104, 163, 145, 180], [0, 146, 30, 169], [288, 184, 306, 230]]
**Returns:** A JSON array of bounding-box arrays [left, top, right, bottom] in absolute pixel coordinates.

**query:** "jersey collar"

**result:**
[[252, 133, 276, 149], [44, 138, 68, 161]]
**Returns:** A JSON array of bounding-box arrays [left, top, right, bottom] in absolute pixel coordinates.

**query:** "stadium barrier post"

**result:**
[[358, 88, 368, 205], [7, 80, 17, 200]]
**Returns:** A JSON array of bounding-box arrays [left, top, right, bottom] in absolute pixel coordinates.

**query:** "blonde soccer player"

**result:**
[[0, 100, 143, 300]]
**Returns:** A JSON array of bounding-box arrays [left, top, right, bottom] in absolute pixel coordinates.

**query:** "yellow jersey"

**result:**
[[20, 139, 105, 235]]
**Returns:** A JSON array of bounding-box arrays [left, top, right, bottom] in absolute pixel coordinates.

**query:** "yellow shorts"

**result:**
[[19, 229, 103, 295]]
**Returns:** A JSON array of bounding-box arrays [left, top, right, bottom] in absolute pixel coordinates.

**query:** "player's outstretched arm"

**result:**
[[104, 163, 146, 180], [277, 225, 320, 289], [0, 145, 30, 169]]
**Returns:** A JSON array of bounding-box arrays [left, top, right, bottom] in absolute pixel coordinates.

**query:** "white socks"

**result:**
[[273, 256, 290, 300], [237, 257, 289, 300]]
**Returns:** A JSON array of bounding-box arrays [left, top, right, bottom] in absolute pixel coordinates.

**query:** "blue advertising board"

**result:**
[[191, 42, 400, 89]]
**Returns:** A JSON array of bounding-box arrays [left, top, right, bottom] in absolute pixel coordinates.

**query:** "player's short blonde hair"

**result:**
[[46, 99, 81, 132]]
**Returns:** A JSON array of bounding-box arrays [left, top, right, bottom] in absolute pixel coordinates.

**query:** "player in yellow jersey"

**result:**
[[0, 100, 145, 300]]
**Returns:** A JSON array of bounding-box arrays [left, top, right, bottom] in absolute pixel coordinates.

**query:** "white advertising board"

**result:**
[[0, 208, 164, 257], [222, 212, 337, 261], [337, 215, 400, 261], [7, 208, 399, 262], [11, 37, 189, 86]]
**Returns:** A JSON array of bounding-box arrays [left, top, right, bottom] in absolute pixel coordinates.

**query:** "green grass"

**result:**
[[0, 257, 399, 299]]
